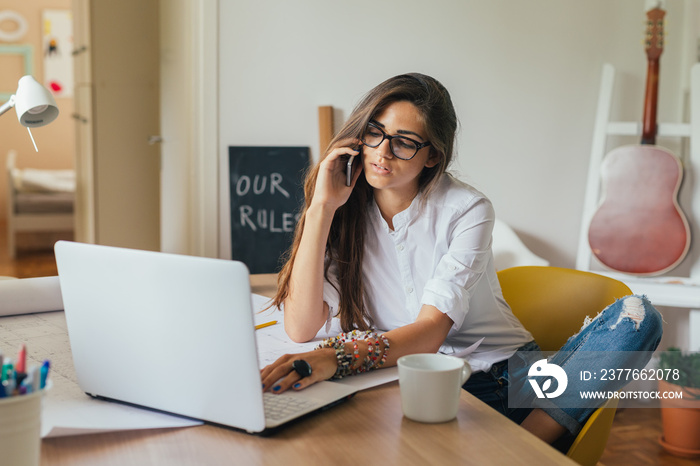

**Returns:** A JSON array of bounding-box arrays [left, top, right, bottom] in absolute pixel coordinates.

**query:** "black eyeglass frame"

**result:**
[[361, 122, 432, 160]]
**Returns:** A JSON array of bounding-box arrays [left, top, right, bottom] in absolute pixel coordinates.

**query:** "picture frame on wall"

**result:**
[[0, 44, 34, 101]]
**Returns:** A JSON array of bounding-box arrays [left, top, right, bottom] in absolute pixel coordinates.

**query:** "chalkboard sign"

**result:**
[[228, 146, 309, 274]]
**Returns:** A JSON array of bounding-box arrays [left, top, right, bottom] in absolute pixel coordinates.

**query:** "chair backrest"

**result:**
[[497, 266, 632, 351], [497, 266, 631, 466], [492, 218, 549, 271]]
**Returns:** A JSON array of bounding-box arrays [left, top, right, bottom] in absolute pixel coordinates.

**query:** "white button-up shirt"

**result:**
[[323, 174, 533, 372]]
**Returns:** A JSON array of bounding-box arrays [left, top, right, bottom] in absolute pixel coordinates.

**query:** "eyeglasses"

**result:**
[[361, 122, 431, 160]]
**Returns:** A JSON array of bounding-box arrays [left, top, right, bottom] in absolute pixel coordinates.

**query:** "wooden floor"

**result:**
[[599, 406, 698, 466], [0, 225, 696, 465], [0, 226, 63, 277]]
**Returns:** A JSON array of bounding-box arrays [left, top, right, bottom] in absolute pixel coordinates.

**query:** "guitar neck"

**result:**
[[641, 58, 659, 145], [641, 7, 665, 146]]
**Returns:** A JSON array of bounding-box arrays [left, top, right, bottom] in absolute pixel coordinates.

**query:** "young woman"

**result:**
[[260, 73, 663, 445]]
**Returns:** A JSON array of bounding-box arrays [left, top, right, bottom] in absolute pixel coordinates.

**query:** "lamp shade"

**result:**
[[13, 75, 59, 127]]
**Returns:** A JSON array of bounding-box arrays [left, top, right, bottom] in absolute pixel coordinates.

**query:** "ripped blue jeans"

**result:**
[[463, 295, 663, 437]]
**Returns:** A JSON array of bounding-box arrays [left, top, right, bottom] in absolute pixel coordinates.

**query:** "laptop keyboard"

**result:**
[[263, 392, 316, 422]]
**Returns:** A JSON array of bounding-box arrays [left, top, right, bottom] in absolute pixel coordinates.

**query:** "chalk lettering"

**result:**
[[283, 212, 295, 231], [257, 208, 267, 229], [253, 175, 267, 195], [271, 173, 290, 198], [239, 205, 256, 231], [239, 205, 298, 233], [235, 174, 291, 198], [270, 210, 283, 232], [236, 176, 250, 196]]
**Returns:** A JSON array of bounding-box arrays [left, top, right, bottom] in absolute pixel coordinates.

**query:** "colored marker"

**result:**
[[16, 343, 26, 373], [1, 360, 13, 382], [29, 365, 40, 393], [255, 320, 278, 330], [3, 377, 15, 396], [14, 344, 27, 388], [40, 360, 50, 389]]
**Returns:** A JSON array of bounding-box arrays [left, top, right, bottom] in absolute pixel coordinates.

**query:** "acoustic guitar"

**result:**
[[588, 7, 690, 276]]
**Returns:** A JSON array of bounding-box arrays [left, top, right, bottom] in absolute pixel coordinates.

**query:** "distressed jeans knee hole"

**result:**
[[610, 296, 645, 331]]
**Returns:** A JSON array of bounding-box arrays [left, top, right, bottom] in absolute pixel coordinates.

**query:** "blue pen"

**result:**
[[40, 360, 50, 389]]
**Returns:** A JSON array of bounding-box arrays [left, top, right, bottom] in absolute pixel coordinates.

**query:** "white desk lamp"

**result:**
[[0, 75, 59, 151], [0, 75, 60, 279]]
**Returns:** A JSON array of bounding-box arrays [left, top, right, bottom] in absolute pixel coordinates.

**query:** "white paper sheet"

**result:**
[[43, 396, 202, 438], [0, 276, 64, 316], [251, 295, 483, 390]]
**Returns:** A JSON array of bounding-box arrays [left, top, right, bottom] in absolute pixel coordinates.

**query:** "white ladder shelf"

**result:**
[[576, 63, 700, 351]]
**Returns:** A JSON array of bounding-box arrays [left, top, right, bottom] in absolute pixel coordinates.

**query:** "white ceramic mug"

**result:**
[[397, 353, 472, 423]]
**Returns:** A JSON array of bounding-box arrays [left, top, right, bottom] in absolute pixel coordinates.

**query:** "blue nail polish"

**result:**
[[262, 383, 265, 389], [273, 385, 281, 391], [293, 383, 301, 389]]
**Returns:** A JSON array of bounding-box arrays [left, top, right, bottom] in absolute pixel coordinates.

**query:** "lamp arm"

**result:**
[[0, 95, 16, 117]]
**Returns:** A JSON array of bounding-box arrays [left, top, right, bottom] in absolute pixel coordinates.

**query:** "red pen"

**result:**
[[16, 343, 26, 374]]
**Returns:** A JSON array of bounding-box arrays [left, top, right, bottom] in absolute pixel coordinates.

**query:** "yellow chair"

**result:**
[[497, 266, 631, 466]]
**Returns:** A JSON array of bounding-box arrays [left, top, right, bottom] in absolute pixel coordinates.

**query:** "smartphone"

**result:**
[[345, 146, 361, 186], [345, 154, 356, 187]]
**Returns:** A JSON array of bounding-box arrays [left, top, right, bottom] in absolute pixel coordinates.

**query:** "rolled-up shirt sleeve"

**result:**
[[421, 198, 495, 329]]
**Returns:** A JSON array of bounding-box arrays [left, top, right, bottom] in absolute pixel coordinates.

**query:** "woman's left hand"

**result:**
[[260, 348, 338, 394]]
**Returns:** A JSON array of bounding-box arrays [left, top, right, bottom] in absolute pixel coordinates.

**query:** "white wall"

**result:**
[[217, 0, 697, 267]]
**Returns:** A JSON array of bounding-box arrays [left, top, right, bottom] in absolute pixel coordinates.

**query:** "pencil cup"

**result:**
[[397, 354, 471, 423], [0, 389, 43, 466]]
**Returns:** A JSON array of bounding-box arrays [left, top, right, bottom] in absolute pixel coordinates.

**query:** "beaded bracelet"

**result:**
[[315, 330, 390, 379], [333, 345, 354, 379]]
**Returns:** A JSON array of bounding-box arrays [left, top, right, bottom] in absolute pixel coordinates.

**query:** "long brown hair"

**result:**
[[271, 73, 458, 331]]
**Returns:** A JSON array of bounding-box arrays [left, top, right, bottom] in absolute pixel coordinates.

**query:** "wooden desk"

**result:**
[[41, 382, 574, 465], [35, 274, 576, 465]]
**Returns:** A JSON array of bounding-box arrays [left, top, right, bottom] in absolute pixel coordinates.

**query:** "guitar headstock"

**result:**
[[645, 7, 665, 60]]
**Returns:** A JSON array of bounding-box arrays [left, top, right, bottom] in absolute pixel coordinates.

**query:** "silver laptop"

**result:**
[[54, 241, 356, 434]]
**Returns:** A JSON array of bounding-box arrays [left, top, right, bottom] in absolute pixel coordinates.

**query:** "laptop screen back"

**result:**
[[55, 241, 267, 432]]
